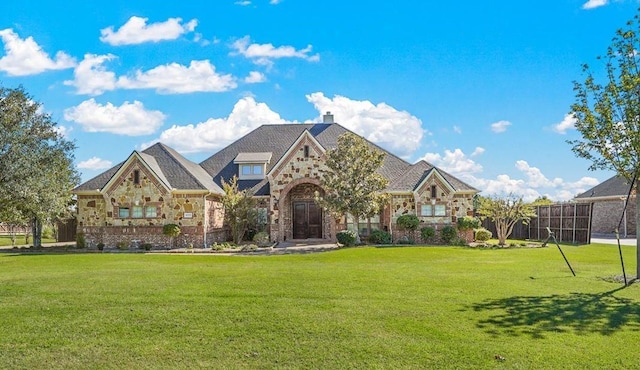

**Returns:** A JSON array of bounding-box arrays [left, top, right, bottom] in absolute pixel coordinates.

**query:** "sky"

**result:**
[[1, 0, 637, 202]]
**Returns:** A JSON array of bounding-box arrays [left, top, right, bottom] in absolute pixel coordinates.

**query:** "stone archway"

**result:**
[[277, 178, 334, 241]]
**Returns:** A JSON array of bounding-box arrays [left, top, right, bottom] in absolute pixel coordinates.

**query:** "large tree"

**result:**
[[477, 194, 536, 246], [316, 132, 388, 243], [568, 11, 640, 278], [0, 86, 80, 247], [220, 175, 257, 245]]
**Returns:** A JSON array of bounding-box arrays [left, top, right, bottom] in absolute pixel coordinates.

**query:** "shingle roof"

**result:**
[[74, 143, 223, 193], [199, 123, 411, 192], [387, 160, 478, 192], [575, 175, 634, 200]]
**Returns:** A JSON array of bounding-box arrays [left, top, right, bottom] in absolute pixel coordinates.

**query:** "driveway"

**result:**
[[591, 236, 637, 246]]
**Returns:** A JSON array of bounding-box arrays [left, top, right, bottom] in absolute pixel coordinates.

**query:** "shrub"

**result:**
[[116, 241, 128, 250], [162, 224, 181, 237], [396, 214, 420, 231], [141, 243, 153, 251], [440, 226, 458, 244], [76, 232, 86, 249], [474, 228, 492, 242], [337, 230, 357, 247], [253, 231, 271, 247], [42, 225, 55, 239], [368, 230, 391, 244], [420, 226, 436, 241], [96, 242, 105, 251], [457, 216, 481, 231]]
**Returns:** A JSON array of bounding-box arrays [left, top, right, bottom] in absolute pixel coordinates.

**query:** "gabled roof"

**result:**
[[199, 123, 410, 193], [575, 175, 634, 200], [387, 160, 478, 193], [74, 143, 223, 194]]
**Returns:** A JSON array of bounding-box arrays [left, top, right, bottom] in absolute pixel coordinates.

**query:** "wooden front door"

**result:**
[[293, 201, 322, 239]]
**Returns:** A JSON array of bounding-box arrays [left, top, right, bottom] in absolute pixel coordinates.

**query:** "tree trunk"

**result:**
[[636, 195, 640, 279], [354, 215, 361, 244], [32, 217, 42, 248]]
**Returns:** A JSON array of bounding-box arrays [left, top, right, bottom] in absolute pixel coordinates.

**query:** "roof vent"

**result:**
[[323, 111, 334, 123]]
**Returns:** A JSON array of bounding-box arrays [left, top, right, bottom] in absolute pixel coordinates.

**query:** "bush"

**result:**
[[76, 232, 86, 249], [457, 216, 481, 231], [141, 243, 153, 251], [116, 241, 128, 250], [252, 231, 271, 247], [96, 242, 105, 251], [474, 228, 492, 242], [337, 230, 357, 247], [162, 224, 181, 237], [42, 225, 55, 239], [396, 214, 420, 231], [368, 230, 391, 244], [440, 226, 458, 244], [396, 235, 415, 244], [420, 226, 436, 241]]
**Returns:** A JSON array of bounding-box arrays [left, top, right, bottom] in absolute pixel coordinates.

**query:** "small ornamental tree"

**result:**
[[316, 133, 389, 244], [163, 224, 181, 248], [221, 175, 257, 244], [476, 194, 536, 246], [568, 10, 640, 278]]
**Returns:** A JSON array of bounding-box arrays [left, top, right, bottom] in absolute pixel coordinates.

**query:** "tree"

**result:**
[[476, 194, 536, 246], [568, 10, 640, 278], [530, 196, 554, 206], [0, 86, 80, 247], [221, 175, 257, 244], [316, 132, 388, 243]]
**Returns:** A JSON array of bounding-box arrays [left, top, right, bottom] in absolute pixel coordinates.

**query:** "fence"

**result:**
[[482, 203, 592, 244], [0, 223, 29, 235]]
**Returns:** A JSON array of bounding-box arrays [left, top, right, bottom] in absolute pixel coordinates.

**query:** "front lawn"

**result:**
[[0, 244, 638, 368], [0, 235, 57, 247]]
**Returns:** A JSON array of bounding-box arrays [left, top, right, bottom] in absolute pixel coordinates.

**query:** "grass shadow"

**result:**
[[468, 286, 640, 338]]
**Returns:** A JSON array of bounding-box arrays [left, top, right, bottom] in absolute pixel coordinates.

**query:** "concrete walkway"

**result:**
[[591, 236, 637, 246]]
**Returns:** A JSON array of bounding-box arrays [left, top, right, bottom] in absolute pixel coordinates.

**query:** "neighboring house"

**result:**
[[574, 175, 637, 237], [74, 114, 478, 247]]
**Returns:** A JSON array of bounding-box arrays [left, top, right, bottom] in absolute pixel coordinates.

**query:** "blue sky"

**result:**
[[1, 0, 637, 201]]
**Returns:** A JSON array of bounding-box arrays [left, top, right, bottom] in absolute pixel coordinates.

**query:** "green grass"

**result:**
[[1, 244, 639, 369], [0, 235, 57, 247]]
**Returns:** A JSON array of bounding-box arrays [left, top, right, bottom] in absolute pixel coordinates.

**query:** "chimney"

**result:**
[[322, 111, 334, 123]]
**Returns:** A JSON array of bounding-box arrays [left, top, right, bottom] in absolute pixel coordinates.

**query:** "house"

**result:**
[[574, 175, 637, 237], [74, 114, 478, 247]]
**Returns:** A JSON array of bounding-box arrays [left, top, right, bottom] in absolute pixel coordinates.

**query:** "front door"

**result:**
[[293, 201, 322, 239]]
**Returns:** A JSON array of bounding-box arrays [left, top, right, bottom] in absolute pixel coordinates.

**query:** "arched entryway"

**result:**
[[292, 201, 322, 239], [277, 179, 333, 241]]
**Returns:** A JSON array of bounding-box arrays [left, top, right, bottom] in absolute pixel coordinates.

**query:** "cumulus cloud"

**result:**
[[515, 160, 563, 188], [77, 157, 113, 170], [235, 1, 252, 5], [231, 35, 319, 66], [148, 96, 285, 153], [244, 71, 266, 84], [306, 92, 424, 157], [582, 0, 608, 9], [64, 99, 165, 136], [471, 147, 485, 157], [0, 28, 75, 76], [117, 60, 237, 94], [490, 120, 511, 133], [420, 149, 483, 176], [100, 16, 198, 45], [64, 54, 117, 95], [552, 113, 577, 134], [270, 0, 282, 4]]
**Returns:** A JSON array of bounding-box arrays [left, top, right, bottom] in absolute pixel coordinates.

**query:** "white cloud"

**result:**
[[420, 148, 483, 176], [474, 174, 542, 202], [515, 160, 563, 188], [117, 60, 237, 94], [582, 0, 608, 9], [149, 96, 285, 153], [244, 71, 266, 84], [235, 1, 252, 5], [77, 157, 113, 170], [270, 0, 282, 4], [54, 125, 72, 138], [64, 99, 165, 136], [306, 92, 424, 157], [100, 16, 198, 45], [471, 147, 485, 157], [0, 28, 75, 76], [453, 125, 462, 134], [490, 120, 511, 133], [552, 113, 577, 134], [231, 35, 319, 66], [64, 54, 117, 95]]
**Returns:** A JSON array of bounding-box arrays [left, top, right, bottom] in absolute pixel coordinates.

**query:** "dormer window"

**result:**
[[234, 152, 272, 180]]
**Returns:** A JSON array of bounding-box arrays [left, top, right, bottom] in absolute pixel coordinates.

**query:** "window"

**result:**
[[421, 204, 446, 217], [430, 185, 437, 198], [252, 165, 263, 175], [241, 165, 252, 176], [304, 145, 310, 158], [133, 170, 140, 185], [421, 204, 432, 216], [434, 204, 446, 216], [145, 206, 157, 218], [346, 213, 381, 236], [132, 206, 143, 218], [239, 164, 265, 179], [118, 207, 130, 218]]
